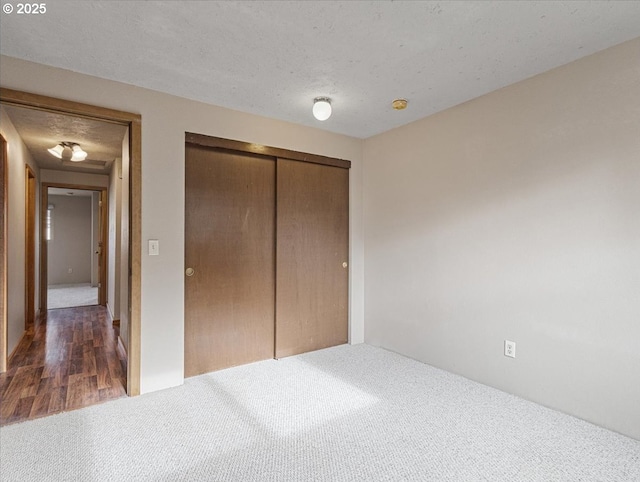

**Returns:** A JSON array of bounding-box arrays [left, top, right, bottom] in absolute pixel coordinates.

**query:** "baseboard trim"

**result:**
[[106, 302, 118, 323], [7, 329, 27, 364], [117, 335, 128, 358]]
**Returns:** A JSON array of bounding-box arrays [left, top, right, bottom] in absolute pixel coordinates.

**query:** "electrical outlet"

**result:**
[[68, 268, 73, 274], [504, 340, 516, 358]]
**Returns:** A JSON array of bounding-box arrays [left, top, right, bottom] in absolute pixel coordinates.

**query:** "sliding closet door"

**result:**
[[184, 144, 275, 377], [275, 158, 349, 358]]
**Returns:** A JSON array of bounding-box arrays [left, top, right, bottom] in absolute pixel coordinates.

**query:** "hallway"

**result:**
[[0, 305, 126, 425]]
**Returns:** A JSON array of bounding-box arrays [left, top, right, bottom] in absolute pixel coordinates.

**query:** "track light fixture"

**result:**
[[48, 142, 88, 162]]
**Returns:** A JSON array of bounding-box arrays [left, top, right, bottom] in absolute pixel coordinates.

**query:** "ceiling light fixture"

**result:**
[[48, 142, 88, 162], [70, 144, 88, 162], [47, 144, 65, 159], [312, 97, 332, 121]]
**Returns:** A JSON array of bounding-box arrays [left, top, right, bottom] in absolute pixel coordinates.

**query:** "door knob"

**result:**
[[185, 268, 195, 277], [342, 262, 348, 268]]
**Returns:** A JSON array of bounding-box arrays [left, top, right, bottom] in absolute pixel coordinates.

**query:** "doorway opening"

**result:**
[[44, 185, 107, 310], [0, 88, 141, 424]]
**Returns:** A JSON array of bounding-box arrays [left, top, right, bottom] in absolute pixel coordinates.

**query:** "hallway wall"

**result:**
[[119, 129, 130, 350], [107, 158, 122, 323], [0, 106, 40, 356]]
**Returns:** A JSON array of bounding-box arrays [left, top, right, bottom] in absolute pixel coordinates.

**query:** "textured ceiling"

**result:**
[[2, 105, 126, 174], [1, 1, 640, 138]]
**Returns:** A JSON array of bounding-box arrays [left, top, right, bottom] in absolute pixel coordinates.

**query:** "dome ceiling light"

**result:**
[[312, 97, 332, 121]]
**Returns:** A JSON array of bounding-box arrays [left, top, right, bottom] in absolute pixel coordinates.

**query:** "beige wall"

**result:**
[[0, 55, 365, 393], [40, 169, 109, 188], [47, 194, 93, 285], [107, 158, 122, 323], [363, 39, 640, 439], [0, 106, 40, 356]]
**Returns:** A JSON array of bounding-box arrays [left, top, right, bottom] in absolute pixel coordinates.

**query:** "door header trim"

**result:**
[[0, 88, 140, 125], [185, 132, 351, 170]]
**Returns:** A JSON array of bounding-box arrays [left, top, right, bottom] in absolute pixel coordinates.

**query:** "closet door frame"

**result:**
[[185, 133, 351, 170], [184, 133, 351, 373]]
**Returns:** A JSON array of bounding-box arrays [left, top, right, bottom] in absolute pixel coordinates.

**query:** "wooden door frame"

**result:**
[[0, 88, 141, 396], [25, 165, 36, 327], [0, 134, 7, 373], [185, 133, 351, 169], [97, 190, 107, 305], [41, 184, 108, 310]]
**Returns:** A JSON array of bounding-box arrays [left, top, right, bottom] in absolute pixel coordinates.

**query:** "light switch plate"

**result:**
[[148, 239, 159, 256]]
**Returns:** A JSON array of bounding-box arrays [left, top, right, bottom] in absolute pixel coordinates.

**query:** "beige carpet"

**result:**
[[47, 283, 98, 309], [1, 344, 638, 481]]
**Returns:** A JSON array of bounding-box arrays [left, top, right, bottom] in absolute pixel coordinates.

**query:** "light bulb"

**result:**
[[70, 144, 88, 162], [313, 97, 332, 121]]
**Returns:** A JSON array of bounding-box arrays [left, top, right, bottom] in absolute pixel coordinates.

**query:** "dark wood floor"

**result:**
[[0, 305, 127, 426]]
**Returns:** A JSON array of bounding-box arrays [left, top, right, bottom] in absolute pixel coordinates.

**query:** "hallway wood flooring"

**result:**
[[0, 305, 127, 425]]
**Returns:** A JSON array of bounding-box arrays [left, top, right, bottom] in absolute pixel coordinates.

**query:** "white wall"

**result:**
[[363, 39, 640, 440], [107, 158, 122, 322], [47, 194, 92, 285], [0, 55, 365, 393], [0, 106, 40, 356]]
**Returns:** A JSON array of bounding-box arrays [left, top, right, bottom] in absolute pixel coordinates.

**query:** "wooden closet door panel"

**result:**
[[185, 144, 275, 377], [275, 158, 349, 358]]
